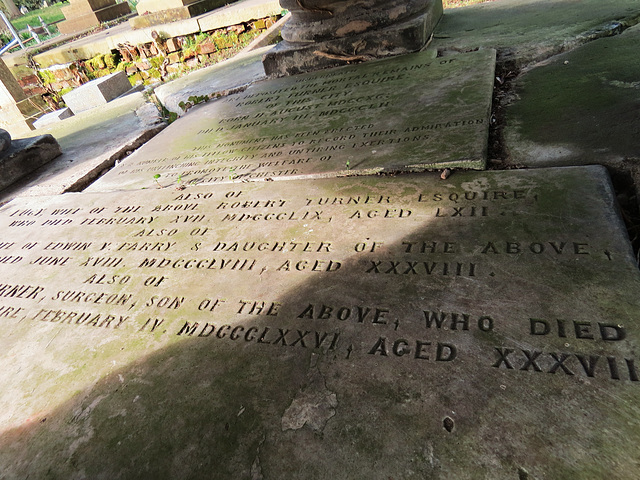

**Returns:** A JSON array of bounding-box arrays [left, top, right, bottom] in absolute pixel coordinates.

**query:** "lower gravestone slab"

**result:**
[[0, 166, 639, 478], [87, 48, 496, 192]]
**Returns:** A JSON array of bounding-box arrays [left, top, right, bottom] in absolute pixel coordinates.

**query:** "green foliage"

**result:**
[[148, 56, 164, 69], [159, 104, 178, 124], [211, 30, 238, 50], [10, 3, 65, 32], [128, 72, 143, 86], [92, 69, 111, 78], [103, 53, 118, 70], [86, 54, 105, 71], [194, 32, 209, 44], [38, 69, 55, 85], [116, 61, 133, 72], [16, 0, 47, 10], [178, 94, 208, 112]]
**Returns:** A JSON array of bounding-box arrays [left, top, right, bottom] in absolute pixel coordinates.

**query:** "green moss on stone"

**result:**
[[149, 56, 164, 70], [129, 73, 143, 86], [87, 54, 106, 71], [103, 53, 118, 70]]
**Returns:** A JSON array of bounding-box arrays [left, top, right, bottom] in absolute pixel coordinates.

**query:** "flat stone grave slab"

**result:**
[[1, 166, 640, 478], [504, 23, 640, 169], [432, 0, 640, 68], [87, 48, 495, 192]]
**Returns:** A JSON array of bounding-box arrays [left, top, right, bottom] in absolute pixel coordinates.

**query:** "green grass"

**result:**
[[443, 0, 495, 8], [10, 2, 66, 32]]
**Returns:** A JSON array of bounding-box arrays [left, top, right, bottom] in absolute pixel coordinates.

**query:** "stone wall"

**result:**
[[7, 14, 281, 115]]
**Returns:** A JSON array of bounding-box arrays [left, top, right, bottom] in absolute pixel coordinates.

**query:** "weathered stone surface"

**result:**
[[0, 58, 33, 138], [0, 135, 62, 191], [0, 129, 11, 153], [155, 46, 270, 117], [0, 166, 639, 478], [137, 0, 208, 13], [503, 23, 640, 168], [263, 0, 443, 76], [432, 0, 640, 67], [62, 72, 134, 114], [131, 0, 238, 29], [0, 93, 165, 203], [89, 49, 495, 192], [58, 0, 131, 35], [197, 0, 281, 32]]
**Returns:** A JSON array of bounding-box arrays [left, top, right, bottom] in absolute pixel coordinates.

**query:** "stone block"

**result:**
[[24, 86, 47, 97], [130, 0, 232, 29], [53, 69, 72, 81], [95, 48, 495, 191], [197, 0, 282, 32], [167, 52, 182, 64], [33, 108, 75, 129], [58, 1, 131, 35], [136, 0, 202, 14], [0, 135, 61, 190], [17, 75, 40, 88], [184, 57, 200, 68], [1, 166, 640, 478], [196, 42, 218, 55], [135, 60, 151, 71], [15, 95, 49, 118], [165, 38, 182, 53], [166, 64, 183, 74], [252, 18, 266, 30], [62, 71, 134, 114]]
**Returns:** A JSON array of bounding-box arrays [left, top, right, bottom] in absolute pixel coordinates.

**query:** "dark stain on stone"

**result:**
[[443, 416, 454, 433]]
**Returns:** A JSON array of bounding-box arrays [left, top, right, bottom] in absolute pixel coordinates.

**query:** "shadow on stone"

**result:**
[[0, 168, 639, 478]]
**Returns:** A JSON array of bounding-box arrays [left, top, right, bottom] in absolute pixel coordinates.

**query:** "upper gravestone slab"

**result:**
[[0, 166, 639, 478], [87, 48, 495, 192]]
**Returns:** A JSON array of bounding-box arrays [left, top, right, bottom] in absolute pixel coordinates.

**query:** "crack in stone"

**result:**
[[281, 360, 337, 433], [250, 435, 266, 480]]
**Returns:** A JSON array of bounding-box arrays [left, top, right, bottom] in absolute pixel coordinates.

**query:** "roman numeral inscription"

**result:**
[[0, 166, 637, 478]]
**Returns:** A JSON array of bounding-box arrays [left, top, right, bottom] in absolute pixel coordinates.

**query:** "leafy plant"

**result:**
[[176, 173, 186, 190], [178, 94, 208, 112]]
